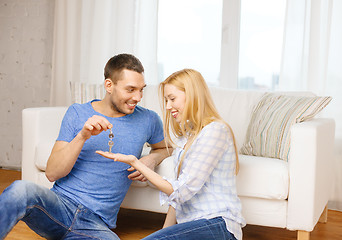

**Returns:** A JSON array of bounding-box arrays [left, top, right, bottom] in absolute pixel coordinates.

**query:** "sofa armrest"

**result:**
[[287, 118, 335, 231], [22, 107, 67, 184]]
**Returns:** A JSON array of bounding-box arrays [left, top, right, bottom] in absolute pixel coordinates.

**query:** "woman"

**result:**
[[97, 69, 245, 240]]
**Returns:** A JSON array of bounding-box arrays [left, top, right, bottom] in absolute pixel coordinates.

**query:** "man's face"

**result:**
[[109, 69, 146, 116]]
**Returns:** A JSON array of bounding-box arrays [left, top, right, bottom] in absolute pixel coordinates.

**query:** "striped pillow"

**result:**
[[240, 93, 332, 161]]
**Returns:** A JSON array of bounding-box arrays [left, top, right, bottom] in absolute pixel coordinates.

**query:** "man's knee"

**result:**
[[4, 180, 38, 199]]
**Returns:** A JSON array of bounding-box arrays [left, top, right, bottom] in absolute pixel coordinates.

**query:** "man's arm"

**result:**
[[127, 139, 172, 181], [46, 115, 112, 182]]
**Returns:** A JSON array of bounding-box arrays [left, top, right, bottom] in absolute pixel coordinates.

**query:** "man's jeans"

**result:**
[[142, 216, 237, 240], [0, 180, 119, 240]]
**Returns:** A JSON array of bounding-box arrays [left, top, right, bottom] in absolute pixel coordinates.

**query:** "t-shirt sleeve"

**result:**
[[147, 110, 165, 145], [56, 105, 79, 143]]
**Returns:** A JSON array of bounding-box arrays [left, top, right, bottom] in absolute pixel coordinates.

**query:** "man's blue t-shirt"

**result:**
[[52, 100, 164, 228]]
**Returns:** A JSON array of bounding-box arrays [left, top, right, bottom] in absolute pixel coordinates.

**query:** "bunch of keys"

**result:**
[[108, 128, 114, 153]]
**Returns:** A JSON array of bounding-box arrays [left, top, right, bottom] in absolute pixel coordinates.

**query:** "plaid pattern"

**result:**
[[160, 122, 246, 240]]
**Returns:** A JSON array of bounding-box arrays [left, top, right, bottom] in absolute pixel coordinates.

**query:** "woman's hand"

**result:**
[[96, 151, 138, 166], [97, 150, 174, 195]]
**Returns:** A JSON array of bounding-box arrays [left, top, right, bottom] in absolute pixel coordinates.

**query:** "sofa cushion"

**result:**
[[236, 155, 289, 200], [240, 93, 332, 160], [144, 154, 289, 200]]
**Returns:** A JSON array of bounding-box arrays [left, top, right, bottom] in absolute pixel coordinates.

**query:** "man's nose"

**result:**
[[132, 91, 142, 102]]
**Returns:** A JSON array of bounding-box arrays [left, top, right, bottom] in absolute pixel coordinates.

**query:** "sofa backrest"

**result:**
[[209, 87, 265, 148], [141, 85, 265, 149]]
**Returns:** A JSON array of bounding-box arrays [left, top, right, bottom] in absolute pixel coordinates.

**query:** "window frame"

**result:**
[[219, 0, 241, 89]]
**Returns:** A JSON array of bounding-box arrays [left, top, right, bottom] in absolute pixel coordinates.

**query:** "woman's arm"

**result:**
[[163, 206, 177, 228], [127, 140, 173, 182], [96, 151, 174, 196]]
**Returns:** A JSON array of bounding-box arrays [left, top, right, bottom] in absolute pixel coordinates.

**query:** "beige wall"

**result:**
[[0, 0, 55, 168]]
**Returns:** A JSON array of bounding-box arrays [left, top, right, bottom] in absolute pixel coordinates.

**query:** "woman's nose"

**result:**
[[166, 101, 172, 110]]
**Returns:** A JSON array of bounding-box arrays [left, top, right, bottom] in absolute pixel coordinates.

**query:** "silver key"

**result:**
[[108, 140, 114, 153], [108, 128, 114, 153]]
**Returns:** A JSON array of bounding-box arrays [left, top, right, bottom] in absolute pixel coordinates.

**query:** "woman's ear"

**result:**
[[104, 78, 113, 93]]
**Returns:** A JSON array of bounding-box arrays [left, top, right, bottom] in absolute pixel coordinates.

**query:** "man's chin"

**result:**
[[123, 107, 135, 115]]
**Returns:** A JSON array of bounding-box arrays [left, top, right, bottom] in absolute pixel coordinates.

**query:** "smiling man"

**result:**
[[0, 54, 170, 239]]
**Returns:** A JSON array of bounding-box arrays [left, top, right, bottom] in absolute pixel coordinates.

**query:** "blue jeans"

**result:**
[[142, 216, 237, 240], [0, 180, 119, 240]]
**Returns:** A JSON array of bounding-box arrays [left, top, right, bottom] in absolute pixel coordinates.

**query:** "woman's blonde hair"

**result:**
[[159, 69, 239, 177]]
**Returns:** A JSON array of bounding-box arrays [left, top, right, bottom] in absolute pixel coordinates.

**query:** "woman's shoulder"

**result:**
[[203, 121, 228, 132], [199, 121, 234, 139]]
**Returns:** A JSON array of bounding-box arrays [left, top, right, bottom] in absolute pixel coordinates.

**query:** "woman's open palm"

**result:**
[[96, 151, 137, 166]]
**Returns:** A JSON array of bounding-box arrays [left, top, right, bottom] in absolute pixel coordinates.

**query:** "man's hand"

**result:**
[[97, 149, 174, 196], [96, 151, 154, 181], [127, 140, 172, 182], [79, 115, 112, 140], [96, 151, 158, 182], [127, 155, 156, 182]]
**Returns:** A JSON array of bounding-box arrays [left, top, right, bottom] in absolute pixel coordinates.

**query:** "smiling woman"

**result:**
[[163, 84, 186, 123]]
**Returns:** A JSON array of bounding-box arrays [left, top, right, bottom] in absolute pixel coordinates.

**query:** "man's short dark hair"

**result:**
[[104, 53, 144, 83]]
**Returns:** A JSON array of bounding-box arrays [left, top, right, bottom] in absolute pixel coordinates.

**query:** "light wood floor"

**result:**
[[1, 169, 342, 240]]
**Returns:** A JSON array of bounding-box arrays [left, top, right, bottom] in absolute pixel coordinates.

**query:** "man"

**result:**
[[0, 53, 170, 239]]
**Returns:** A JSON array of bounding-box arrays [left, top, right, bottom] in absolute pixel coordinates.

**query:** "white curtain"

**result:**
[[280, 0, 342, 210], [50, 0, 158, 106]]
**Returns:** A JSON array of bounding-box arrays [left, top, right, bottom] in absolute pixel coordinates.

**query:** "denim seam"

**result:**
[[64, 208, 103, 240], [204, 219, 218, 239], [66, 229, 103, 240], [67, 208, 80, 231], [26, 205, 69, 229], [23, 204, 108, 240], [158, 220, 224, 239]]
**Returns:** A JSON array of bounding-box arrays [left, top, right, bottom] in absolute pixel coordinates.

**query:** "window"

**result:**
[[157, 0, 222, 85], [238, 0, 286, 90]]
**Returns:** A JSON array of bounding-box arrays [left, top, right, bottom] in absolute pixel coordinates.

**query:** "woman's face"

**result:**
[[164, 84, 186, 123]]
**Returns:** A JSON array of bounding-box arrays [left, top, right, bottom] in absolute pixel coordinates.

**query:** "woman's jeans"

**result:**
[[142, 216, 237, 240], [0, 180, 119, 240]]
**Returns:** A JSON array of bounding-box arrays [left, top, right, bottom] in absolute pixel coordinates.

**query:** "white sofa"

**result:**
[[22, 85, 335, 240]]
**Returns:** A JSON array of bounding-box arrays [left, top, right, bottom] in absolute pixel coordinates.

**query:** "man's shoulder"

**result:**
[[67, 101, 93, 113], [132, 106, 162, 125], [134, 105, 158, 116]]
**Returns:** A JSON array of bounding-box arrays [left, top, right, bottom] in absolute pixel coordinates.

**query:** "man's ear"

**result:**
[[104, 78, 113, 93]]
